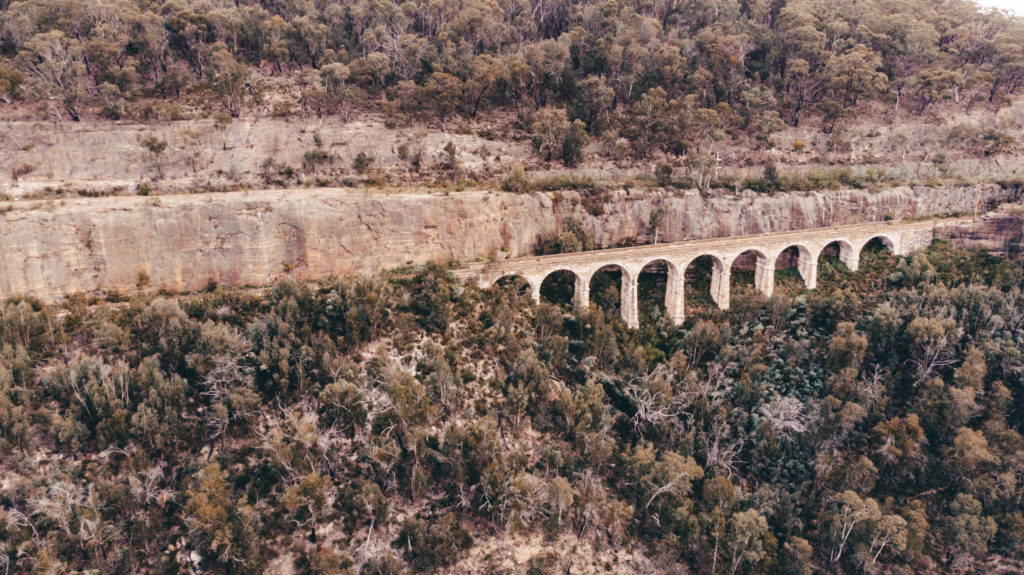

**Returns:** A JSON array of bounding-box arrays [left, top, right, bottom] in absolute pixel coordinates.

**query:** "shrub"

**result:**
[[353, 152, 374, 172], [655, 163, 674, 186], [561, 119, 589, 167], [763, 160, 779, 189], [11, 163, 34, 180], [983, 129, 1016, 156], [140, 135, 168, 156], [395, 514, 473, 570], [303, 149, 331, 171], [0, 62, 23, 101], [581, 192, 607, 216], [530, 174, 599, 193], [501, 164, 530, 193], [442, 140, 457, 170]]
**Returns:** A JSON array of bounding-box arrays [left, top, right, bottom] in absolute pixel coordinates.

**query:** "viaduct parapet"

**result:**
[[456, 218, 955, 328]]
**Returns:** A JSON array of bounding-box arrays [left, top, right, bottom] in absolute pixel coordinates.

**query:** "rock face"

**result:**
[[0, 184, 1014, 300], [935, 211, 1024, 254], [0, 118, 532, 197]]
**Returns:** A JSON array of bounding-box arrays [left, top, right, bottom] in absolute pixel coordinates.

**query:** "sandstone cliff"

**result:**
[[0, 118, 531, 196], [935, 209, 1024, 254], [0, 184, 1014, 300]]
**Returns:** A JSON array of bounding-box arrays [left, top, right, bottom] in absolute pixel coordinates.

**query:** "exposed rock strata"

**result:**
[[0, 184, 1014, 300], [0, 118, 529, 196], [935, 210, 1024, 254]]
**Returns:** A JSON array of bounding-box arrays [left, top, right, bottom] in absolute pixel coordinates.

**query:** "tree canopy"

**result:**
[[2, 0, 1023, 158], [1, 238, 1024, 572]]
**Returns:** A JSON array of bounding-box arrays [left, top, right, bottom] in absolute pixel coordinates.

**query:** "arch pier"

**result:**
[[459, 220, 942, 329]]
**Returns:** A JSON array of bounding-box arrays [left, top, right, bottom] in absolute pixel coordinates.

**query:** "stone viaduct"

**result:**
[[455, 218, 949, 329]]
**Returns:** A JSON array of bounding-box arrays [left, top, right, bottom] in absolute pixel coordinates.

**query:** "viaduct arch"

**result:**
[[458, 220, 945, 329]]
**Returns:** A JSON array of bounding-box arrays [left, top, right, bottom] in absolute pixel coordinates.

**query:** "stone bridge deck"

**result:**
[[455, 217, 964, 328]]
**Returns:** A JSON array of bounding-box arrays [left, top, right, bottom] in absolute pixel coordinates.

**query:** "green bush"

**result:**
[[353, 151, 374, 172], [303, 148, 331, 171], [501, 164, 530, 193]]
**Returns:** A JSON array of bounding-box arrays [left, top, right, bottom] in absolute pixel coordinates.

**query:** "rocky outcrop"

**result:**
[[0, 118, 530, 196], [0, 184, 1015, 300], [935, 210, 1024, 254]]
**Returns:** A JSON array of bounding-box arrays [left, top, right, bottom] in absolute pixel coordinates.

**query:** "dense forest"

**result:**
[[1, 0, 1023, 164], [4, 0, 1024, 573], [0, 237, 1023, 573]]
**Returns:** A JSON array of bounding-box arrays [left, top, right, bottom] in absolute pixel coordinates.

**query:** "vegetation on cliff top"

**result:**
[[2, 0, 1024, 199], [1, 0, 1023, 163]]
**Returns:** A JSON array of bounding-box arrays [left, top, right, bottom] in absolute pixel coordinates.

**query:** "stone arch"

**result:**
[[492, 273, 533, 298], [817, 239, 858, 273], [538, 268, 585, 308], [729, 248, 772, 296], [858, 235, 897, 266], [637, 258, 683, 325], [588, 262, 633, 286], [683, 253, 726, 274], [773, 244, 816, 289], [862, 235, 895, 252], [589, 260, 643, 327], [588, 263, 630, 310], [684, 253, 730, 312]]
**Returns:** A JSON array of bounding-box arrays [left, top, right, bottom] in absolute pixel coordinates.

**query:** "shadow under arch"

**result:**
[[729, 248, 771, 296], [817, 239, 855, 267], [684, 253, 727, 315], [539, 269, 581, 308], [492, 274, 533, 299], [774, 244, 815, 288], [637, 258, 680, 324], [589, 263, 633, 318], [816, 239, 856, 284], [858, 236, 896, 267]]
